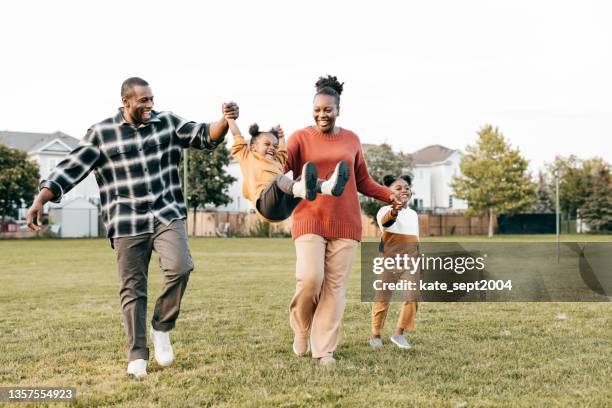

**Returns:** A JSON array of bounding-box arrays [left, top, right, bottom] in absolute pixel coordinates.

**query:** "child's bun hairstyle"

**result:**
[[248, 123, 279, 145], [315, 75, 344, 105], [383, 175, 396, 187], [248, 123, 260, 137], [383, 174, 412, 187]]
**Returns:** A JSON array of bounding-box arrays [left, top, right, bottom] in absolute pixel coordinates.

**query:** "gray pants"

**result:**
[[256, 174, 302, 221], [112, 218, 194, 361]]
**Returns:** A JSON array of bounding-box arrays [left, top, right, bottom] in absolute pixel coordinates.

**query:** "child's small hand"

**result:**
[[273, 124, 285, 139], [391, 201, 404, 215]]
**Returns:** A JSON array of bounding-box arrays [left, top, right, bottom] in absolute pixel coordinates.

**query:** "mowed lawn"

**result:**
[[1, 235, 611, 407]]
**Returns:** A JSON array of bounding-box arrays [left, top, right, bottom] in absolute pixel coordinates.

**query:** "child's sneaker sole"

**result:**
[[331, 161, 349, 196], [303, 162, 318, 201]]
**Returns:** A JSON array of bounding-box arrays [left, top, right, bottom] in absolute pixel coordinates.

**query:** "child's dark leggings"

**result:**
[[256, 174, 302, 222]]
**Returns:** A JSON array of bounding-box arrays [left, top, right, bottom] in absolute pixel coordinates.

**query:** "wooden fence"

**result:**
[[186, 211, 494, 238]]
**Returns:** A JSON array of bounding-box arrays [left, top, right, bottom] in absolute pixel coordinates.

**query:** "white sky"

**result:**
[[1, 0, 610, 172]]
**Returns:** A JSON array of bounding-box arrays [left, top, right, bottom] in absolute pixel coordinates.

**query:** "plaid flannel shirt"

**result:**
[[40, 109, 222, 238]]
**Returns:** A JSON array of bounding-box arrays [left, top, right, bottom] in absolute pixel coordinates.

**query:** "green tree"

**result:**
[[531, 170, 554, 213], [451, 124, 535, 237], [546, 155, 590, 217], [578, 161, 612, 232], [359, 143, 412, 222], [0, 144, 40, 223], [180, 143, 236, 234]]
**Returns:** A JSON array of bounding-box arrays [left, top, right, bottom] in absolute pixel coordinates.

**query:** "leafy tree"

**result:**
[[531, 170, 554, 213], [451, 124, 535, 237], [359, 143, 412, 222], [0, 144, 40, 224], [578, 161, 612, 232], [546, 155, 590, 218], [180, 143, 236, 234]]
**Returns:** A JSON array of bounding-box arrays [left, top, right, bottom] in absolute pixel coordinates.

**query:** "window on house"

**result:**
[[449, 195, 453, 208], [48, 159, 58, 174]]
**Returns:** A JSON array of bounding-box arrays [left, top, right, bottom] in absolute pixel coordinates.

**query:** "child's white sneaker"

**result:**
[[150, 326, 174, 367], [320, 161, 349, 196], [127, 359, 147, 379], [292, 162, 318, 201], [390, 334, 412, 349], [369, 337, 383, 348]]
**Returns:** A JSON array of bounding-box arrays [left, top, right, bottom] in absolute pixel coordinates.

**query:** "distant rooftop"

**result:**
[[411, 144, 457, 165], [0, 130, 78, 153]]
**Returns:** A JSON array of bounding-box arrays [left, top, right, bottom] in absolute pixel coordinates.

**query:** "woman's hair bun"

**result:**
[[400, 175, 412, 186], [248, 123, 260, 137], [383, 174, 396, 187], [315, 75, 344, 95]]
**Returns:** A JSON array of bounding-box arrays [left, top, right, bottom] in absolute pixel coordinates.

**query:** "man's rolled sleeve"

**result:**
[[38, 180, 64, 203], [172, 113, 221, 150]]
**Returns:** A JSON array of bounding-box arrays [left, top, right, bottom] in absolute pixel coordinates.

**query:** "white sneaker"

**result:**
[[390, 334, 412, 350], [319, 356, 336, 366], [292, 162, 318, 201], [127, 359, 147, 379], [369, 337, 383, 348], [150, 326, 174, 367], [320, 161, 349, 196]]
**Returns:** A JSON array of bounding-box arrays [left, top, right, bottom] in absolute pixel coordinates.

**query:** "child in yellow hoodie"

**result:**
[[228, 118, 348, 222]]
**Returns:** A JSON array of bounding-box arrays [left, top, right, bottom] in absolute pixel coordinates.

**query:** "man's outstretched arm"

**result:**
[[174, 102, 239, 149], [209, 102, 239, 142], [26, 128, 100, 231]]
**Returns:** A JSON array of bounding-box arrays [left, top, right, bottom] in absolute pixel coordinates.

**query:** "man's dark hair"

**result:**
[[121, 77, 149, 99], [315, 75, 344, 106]]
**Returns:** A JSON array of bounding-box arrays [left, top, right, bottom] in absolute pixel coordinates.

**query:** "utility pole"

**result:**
[[555, 169, 560, 263], [183, 150, 189, 210]]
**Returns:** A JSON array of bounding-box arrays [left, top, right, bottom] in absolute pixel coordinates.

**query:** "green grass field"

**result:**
[[1, 235, 611, 407]]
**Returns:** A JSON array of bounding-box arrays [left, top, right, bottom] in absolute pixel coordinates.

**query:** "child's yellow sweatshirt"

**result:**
[[231, 134, 288, 204]]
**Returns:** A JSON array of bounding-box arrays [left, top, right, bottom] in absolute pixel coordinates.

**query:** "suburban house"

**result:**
[[0, 130, 100, 217], [410, 144, 468, 212]]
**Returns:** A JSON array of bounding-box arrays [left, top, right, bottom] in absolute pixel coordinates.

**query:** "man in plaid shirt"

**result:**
[[26, 77, 239, 379]]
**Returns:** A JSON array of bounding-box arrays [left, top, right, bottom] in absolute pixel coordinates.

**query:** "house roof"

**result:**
[[0, 130, 78, 153], [411, 144, 457, 165]]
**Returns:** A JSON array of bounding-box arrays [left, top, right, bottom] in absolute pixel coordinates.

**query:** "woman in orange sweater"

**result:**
[[285, 76, 399, 365]]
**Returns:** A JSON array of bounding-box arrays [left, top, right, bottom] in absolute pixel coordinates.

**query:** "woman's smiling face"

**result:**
[[312, 93, 339, 133]]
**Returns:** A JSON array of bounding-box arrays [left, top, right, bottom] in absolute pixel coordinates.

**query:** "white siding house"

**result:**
[[0, 130, 100, 218], [410, 145, 467, 212]]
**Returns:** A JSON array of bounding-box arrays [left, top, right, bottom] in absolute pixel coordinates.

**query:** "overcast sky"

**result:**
[[1, 0, 610, 172]]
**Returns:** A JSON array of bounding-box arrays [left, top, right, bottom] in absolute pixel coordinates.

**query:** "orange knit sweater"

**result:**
[[285, 126, 393, 241]]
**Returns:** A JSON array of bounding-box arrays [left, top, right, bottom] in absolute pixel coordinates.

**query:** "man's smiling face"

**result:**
[[122, 85, 154, 125]]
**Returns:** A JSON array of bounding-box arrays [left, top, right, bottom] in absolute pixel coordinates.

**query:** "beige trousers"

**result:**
[[289, 234, 358, 358]]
